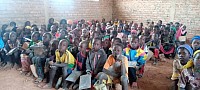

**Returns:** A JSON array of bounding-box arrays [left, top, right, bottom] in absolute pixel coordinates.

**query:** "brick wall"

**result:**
[[0, 0, 113, 27], [113, 0, 200, 38], [0, 0, 199, 38]]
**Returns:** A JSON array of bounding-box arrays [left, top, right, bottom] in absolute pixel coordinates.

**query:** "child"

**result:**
[[4, 32, 21, 70], [179, 50, 200, 90], [47, 18, 54, 32], [50, 25, 58, 39], [70, 37, 80, 58], [0, 33, 9, 67], [121, 33, 128, 49], [124, 36, 146, 88], [191, 36, 200, 51], [179, 36, 200, 73], [171, 44, 193, 90], [102, 36, 112, 58], [86, 37, 107, 84], [58, 29, 67, 41], [97, 43, 129, 90], [66, 41, 89, 90], [30, 32, 51, 83], [42, 39, 75, 89], [81, 28, 90, 41]]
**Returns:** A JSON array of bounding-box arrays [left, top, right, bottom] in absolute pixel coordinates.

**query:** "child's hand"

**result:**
[[191, 80, 200, 88], [135, 66, 140, 70], [49, 61, 54, 65]]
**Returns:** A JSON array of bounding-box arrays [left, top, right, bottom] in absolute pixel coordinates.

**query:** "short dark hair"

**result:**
[[114, 43, 124, 50], [94, 37, 102, 43], [112, 38, 122, 44]]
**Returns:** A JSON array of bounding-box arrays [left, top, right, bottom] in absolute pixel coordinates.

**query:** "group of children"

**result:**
[[0, 18, 198, 90]]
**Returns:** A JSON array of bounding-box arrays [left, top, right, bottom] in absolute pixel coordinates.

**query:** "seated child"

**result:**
[[86, 37, 107, 85], [58, 29, 68, 41], [42, 39, 75, 89], [171, 44, 193, 90], [178, 50, 200, 90], [30, 32, 51, 83], [179, 36, 200, 72], [121, 33, 128, 49], [70, 37, 80, 58], [102, 35, 112, 58], [81, 28, 90, 41], [124, 36, 146, 88], [97, 43, 129, 90], [0, 32, 9, 67], [66, 40, 89, 90], [4, 32, 21, 70]]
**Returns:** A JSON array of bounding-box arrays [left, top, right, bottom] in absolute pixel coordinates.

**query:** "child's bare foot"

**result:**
[[34, 78, 43, 84], [42, 83, 52, 89], [131, 82, 138, 89], [37, 82, 46, 88], [25, 72, 32, 77]]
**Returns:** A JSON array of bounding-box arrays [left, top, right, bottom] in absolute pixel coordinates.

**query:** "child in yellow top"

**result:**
[[42, 39, 75, 89], [171, 44, 193, 90]]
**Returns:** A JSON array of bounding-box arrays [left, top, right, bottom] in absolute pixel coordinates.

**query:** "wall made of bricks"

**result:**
[[113, 0, 200, 37], [0, 0, 113, 27]]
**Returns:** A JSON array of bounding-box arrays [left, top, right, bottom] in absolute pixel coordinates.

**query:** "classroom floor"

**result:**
[[0, 55, 173, 90]]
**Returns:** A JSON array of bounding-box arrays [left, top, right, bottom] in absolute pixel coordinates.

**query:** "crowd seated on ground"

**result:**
[[0, 18, 200, 90]]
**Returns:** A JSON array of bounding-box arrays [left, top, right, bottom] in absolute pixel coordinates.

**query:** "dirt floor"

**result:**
[[0, 56, 173, 90]]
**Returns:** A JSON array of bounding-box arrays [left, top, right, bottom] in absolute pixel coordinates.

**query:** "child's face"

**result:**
[[59, 30, 66, 39], [82, 29, 87, 37], [42, 33, 51, 44], [122, 34, 127, 42], [112, 45, 122, 57], [194, 53, 200, 68], [178, 48, 190, 65], [51, 25, 57, 34], [103, 40, 111, 48], [31, 33, 39, 42], [51, 40, 59, 50], [130, 38, 139, 49], [74, 39, 80, 47], [192, 40, 200, 51], [79, 43, 87, 52], [58, 41, 68, 52], [49, 19, 54, 24], [93, 40, 101, 51], [140, 36, 145, 44], [9, 33, 17, 41], [3, 33, 9, 41]]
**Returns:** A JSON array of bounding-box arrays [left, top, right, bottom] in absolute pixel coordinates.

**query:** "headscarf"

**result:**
[[177, 44, 193, 58], [194, 50, 200, 57], [191, 36, 200, 43], [25, 26, 32, 29]]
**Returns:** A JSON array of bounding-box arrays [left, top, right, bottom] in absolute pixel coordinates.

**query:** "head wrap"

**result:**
[[25, 26, 32, 29], [194, 50, 200, 57], [191, 36, 200, 43], [177, 44, 193, 58]]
